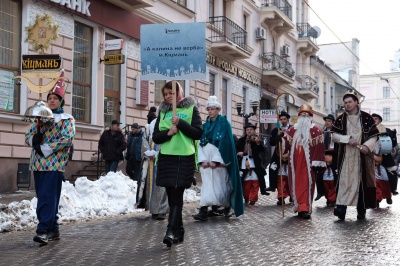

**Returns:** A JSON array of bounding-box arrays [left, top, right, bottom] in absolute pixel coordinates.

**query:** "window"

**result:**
[[383, 108, 390, 121], [0, 0, 21, 113], [383, 86, 390, 98], [154, 80, 185, 106], [222, 78, 228, 115], [72, 21, 92, 122], [330, 86, 334, 112], [209, 73, 215, 96], [323, 81, 327, 107], [104, 33, 123, 126], [209, 0, 214, 18]]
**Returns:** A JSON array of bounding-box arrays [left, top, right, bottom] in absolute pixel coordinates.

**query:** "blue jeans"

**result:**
[[105, 160, 119, 174], [34, 171, 63, 233]]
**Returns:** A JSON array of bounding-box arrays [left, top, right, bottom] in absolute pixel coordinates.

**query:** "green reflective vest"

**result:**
[[159, 106, 195, 155]]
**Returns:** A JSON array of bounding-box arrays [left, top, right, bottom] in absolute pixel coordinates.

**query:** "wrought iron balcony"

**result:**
[[296, 75, 319, 99], [260, 0, 294, 34], [208, 16, 253, 59], [296, 23, 319, 56], [261, 52, 295, 84]]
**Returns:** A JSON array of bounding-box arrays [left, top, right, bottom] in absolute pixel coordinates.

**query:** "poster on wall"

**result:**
[[0, 69, 15, 111], [140, 22, 206, 81]]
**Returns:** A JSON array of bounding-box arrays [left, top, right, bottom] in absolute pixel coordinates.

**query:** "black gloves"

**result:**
[[34, 144, 44, 157], [32, 133, 43, 146], [32, 133, 44, 157]]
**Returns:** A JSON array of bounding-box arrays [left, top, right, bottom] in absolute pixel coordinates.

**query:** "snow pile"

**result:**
[[0, 171, 200, 233]]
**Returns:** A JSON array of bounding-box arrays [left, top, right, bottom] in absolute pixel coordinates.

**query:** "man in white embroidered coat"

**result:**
[[283, 104, 326, 219]]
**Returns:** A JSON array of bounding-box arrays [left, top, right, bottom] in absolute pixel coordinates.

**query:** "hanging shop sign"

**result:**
[[102, 54, 125, 65], [103, 39, 124, 51], [260, 109, 277, 124], [22, 54, 62, 71]]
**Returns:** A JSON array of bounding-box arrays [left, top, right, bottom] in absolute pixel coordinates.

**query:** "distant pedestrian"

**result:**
[[98, 120, 127, 174], [25, 71, 75, 244], [192, 96, 243, 221], [147, 106, 157, 124], [126, 123, 143, 181], [152, 81, 203, 247]]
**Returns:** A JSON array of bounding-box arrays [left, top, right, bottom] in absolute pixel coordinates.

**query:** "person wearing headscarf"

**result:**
[[25, 70, 75, 244], [152, 81, 203, 247], [192, 96, 243, 221]]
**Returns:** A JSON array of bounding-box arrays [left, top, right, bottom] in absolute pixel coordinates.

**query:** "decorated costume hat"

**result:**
[[206, 95, 222, 109], [298, 104, 313, 116], [343, 89, 361, 102], [47, 70, 66, 108]]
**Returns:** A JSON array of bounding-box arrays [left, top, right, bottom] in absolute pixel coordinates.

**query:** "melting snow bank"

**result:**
[[0, 171, 200, 233]]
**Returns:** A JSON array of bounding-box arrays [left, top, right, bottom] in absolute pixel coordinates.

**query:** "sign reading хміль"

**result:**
[[140, 23, 206, 81]]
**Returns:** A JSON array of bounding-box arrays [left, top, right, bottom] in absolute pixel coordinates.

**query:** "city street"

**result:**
[[1, 192, 400, 266]]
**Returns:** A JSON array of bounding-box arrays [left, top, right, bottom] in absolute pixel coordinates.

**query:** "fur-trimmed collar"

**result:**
[[158, 97, 196, 113]]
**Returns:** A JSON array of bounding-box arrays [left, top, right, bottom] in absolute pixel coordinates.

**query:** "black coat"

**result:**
[[99, 129, 127, 161], [153, 98, 203, 188], [269, 125, 291, 165], [236, 136, 266, 180]]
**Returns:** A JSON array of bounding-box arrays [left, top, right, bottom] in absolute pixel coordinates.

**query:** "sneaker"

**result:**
[[48, 230, 60, 241], [33, 233, 48, 244], [387, 198, 393, 205]]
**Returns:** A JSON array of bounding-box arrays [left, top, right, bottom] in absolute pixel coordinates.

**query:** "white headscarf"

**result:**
[[206, 95, 222, 109]]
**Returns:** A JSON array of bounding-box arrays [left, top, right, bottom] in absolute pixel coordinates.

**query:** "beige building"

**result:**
[[0, 0, 334, 192]]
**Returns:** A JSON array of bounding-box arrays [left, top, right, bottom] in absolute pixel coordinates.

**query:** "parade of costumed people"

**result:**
[[193, 96, 243, 221], [25, 70, 75, 244]]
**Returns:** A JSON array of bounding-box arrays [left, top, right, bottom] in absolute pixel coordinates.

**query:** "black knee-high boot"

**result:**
[[163, 205, 183, 246]]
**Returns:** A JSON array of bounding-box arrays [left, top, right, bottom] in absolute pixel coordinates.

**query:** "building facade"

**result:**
[[0, 0, 330, 192]]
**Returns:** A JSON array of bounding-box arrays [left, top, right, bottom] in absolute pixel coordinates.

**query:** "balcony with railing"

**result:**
[[260, 0, 295, 34], [261, 52, 295, 84], [208, 16, 253, 60], [105, 0, 156, 10], [296, 23, 319, 56], [296, 75, 319, 99]]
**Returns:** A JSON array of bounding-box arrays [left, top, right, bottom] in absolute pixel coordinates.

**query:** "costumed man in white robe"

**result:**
[[193, 96, 243, 221], [331, 91, 379, 220]]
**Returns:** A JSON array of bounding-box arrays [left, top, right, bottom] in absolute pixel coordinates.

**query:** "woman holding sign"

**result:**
[[152, 81, 203, 247]]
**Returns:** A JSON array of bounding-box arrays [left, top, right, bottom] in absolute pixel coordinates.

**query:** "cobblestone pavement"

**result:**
[[1, 192, 400, 266]]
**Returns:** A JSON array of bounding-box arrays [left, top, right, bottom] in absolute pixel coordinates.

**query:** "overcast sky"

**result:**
[[309, 0, 400, 75]]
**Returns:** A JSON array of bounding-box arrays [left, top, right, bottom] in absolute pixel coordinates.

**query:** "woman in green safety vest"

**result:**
[[152, 81, 203, 247]]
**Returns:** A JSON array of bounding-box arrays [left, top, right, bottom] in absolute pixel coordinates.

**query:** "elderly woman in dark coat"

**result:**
[[152, 81, 203, 247]]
